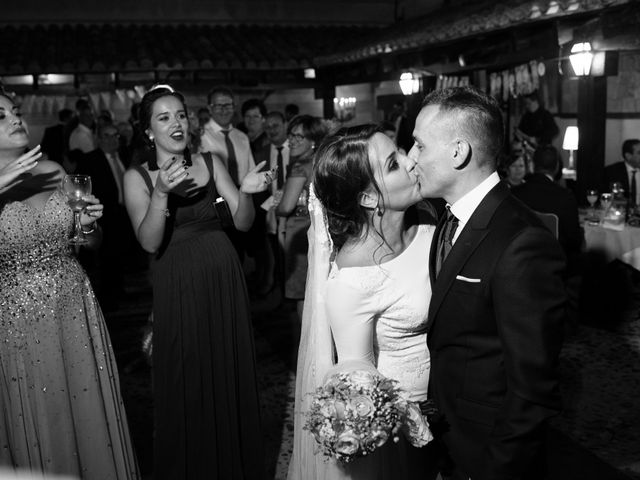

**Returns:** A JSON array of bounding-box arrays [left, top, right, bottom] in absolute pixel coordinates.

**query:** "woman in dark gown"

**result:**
[[123, 85, 273, 479]]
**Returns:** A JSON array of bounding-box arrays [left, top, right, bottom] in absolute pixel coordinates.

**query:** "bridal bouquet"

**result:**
[[304, 370, 433, 463]]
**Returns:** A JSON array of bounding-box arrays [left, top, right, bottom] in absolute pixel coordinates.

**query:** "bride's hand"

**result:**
[[0, 145, 41, 193], [80, 194, 104, 226], [240, 161, 276, 194]]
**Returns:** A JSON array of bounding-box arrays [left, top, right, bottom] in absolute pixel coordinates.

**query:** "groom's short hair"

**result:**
[[421, 86, 504, 169]]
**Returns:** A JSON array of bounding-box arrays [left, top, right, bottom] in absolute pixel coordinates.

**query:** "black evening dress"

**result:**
[[133, 154, 263, 479]]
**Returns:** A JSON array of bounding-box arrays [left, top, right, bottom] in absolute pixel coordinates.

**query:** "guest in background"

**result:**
[[512, 145, 582, 266], [197, 106, 211, 130], [242, 98, 269, 152], [604, 138, 640, 207], [96, 110, 114, 129], [276, 115, 328, 320], [200, 86, 256, 261], [285, 103, 300, 122], [68, 98, 96, 154], [515, 91, 559, 147], [251, 111, 290, 298], [40, 108, 73, 166], [76, 123, 132, 312], [502, 155, 527, 188], [116, 120, 135, 168], [0, 91, 139, 478], [124, 84, 272, 479]]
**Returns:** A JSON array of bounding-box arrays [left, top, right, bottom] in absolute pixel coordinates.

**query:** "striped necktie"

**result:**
[[435, 207, 459, 277]]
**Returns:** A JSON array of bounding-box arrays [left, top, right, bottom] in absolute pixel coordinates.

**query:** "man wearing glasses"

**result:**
[[200, 87, 258, 261], [200, 87, 256, 187]]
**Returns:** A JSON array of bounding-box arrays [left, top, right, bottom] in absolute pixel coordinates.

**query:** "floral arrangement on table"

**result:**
[[304, 369, 433, 463]]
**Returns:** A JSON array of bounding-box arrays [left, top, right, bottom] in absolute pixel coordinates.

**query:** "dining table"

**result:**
[[581, 210, 640, 271]]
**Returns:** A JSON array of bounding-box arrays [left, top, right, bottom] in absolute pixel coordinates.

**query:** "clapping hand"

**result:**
[[240, 161, 276, 194], [80, 194, 104, 226], [0, 145, 42, 194], [156, 157, 190, 194]]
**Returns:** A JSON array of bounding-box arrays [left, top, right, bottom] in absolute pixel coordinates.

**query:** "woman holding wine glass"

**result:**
[[0, 92, 139, 478]]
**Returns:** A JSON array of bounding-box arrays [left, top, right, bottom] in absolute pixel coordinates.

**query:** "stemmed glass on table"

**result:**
[[62, 174, 92, 245], [600, 192, 613, 223], [586, 189, 599, 224]]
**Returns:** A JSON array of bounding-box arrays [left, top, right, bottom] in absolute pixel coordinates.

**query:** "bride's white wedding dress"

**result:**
[[326, 223, 433, 405], [287, 187, 436, 480]]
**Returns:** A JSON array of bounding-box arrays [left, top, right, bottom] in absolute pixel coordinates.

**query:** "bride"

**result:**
[[287, 125, 439, 479]]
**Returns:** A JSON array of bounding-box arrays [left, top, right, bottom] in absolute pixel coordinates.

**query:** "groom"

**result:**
[[410, 86, 565, 480]]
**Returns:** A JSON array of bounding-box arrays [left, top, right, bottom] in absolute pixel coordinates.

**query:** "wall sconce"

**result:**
[[569, 42, 593, 76], [562, 125, 579, 171], [333, 97, 356, 122], [399, 72, 420, 96]]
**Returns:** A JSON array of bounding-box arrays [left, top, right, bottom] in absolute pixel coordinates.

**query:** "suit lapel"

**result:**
[[426, 182, 510, 332]]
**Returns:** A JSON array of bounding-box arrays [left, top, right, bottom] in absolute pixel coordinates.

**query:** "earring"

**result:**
[[375, 206, 383, 217]]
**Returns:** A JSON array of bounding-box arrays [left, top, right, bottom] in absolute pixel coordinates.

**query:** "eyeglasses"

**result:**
[[211, 103, 234, 111], [102, 132, 120, 139], [288, 133, 306, 143]]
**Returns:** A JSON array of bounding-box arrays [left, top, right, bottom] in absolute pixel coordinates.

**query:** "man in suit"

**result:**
[[249, 111, 291, 297], [40, 108, 73, 165], [76, 123, 131, 311], [512, 145, 583, 267], [603, 138, 640, 207], [410, 86, 566, 480], [200, 86, 256, 261]]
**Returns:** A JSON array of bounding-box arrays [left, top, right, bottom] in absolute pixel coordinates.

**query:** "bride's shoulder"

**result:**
[[334, 241, 375, 269]]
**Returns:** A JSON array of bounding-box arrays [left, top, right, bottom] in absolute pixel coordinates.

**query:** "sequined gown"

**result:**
[[0, 189, 139, 479]]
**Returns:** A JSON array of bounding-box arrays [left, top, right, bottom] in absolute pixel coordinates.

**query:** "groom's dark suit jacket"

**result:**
[[427, 181, 566, 480]]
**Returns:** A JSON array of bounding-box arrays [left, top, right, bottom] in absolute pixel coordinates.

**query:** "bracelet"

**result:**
[[81, 223, 96, 234], [151, 206, 170, 217]]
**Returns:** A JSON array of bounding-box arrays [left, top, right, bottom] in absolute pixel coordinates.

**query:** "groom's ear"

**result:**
[[452, 139, 472, 170], [358, 190, 378, 209]]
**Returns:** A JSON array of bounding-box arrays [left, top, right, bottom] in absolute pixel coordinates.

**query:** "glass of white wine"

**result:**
[[62, 174, 92, 245], [600, 192, 613, 223], [586, 188, 599, 224]]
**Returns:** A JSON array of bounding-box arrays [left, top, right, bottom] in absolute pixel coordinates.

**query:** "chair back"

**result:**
[[534, 211, 559, 239]]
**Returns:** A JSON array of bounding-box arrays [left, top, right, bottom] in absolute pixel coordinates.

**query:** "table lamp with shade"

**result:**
[[562, 125, 579, 178]]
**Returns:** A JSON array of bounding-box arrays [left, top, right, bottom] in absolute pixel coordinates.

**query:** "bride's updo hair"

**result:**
[[313, 124, 384, 249]]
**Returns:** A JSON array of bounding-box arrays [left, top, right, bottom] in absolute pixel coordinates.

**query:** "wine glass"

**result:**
[[600, 192, 613, 222], [586, 189, 599, 223], [62, 174, 92, 245]]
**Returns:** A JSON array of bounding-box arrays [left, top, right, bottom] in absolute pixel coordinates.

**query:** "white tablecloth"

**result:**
[[583, 223, 640, 270]]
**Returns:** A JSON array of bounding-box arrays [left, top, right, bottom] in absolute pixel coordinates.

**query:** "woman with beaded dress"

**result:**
[[0, 92, 139, 478], [124, 85, 273, 479]]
